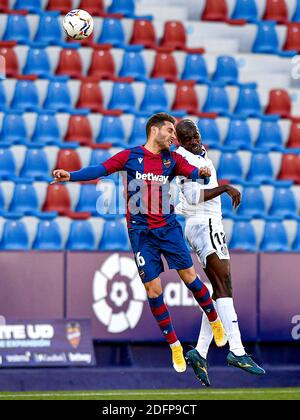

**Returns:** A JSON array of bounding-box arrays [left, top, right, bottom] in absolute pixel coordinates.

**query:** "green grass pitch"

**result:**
[[0, 388, 299, 400]]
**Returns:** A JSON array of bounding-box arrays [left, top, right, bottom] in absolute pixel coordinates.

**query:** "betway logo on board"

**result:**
[[136, 171, 169, 184]]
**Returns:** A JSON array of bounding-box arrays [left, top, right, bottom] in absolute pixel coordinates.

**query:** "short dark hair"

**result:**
[[146, 113, 176, 138]]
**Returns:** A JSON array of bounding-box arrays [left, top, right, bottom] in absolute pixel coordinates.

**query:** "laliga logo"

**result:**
[[93, 254, 147, 333]]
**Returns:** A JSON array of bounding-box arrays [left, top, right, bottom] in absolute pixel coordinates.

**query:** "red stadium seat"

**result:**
[[56, 48, 83, 79], [284, 23, 300, 53], [88, 47, 115, 80], [0, 0, 9, 12], [65, 115, 94, 146], [46, 0, 72, 14], [79, 0, 105, 15], [76, 79, 104, 113], [278, 153, 300, 184], [263, 0, 288, 24], [161, 21, 187, 50], [55, 149, 82, 173], [172, 81, 199, 115], [265, 89, 292, 118], [130, 19, 157, 49], [287, 119, 300, 148], [202, 0, 228, 22], [0, 42, 19, 77], [43, 184, 72, 214], [151, 50, 178, 82]]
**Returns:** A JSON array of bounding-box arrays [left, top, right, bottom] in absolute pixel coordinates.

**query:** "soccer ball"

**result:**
[[63, 9, 94, 40]]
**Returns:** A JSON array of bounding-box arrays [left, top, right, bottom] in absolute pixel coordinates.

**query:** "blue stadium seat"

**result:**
[[0, 82, 7, 111], [231, 0, 258, 22], [76, 184, 101, 215], [221, 192, 236, 217], [34, 13, 62, 45], [292, 0, 300, 22], [14, 0, 42, 13], [43, 79, 72, 112], [98, 18, 125, 47], [224, 118, 252, 148], [252, 21, 279, 54], [203, 85, 230, 115], [108, 0, 135, 16], [256, 120, 283, 149], [119, 50, 147, 80], [247, 152, 274, 183], [212, 56, 239, 85], [234, 84, 262, 117], [0, 220, 29, 250], [108, 82, 136, 113], [11, 80, 40, 112], [0, 184, 4, 212], [292, 222, 300, 250], [97, 116, 126, 146], [0, 148, 16, 179], [129, 116, 147, 146], [32, 113, 61, 144], [197, 118, 221, 147], [140, 80, 169, 113], [229, 220, 257, 251], [217, 153, 243, 182], [269, 187, 298, 218], [0, 112, 27, 144], [66, 220, 96, 251], [237, 187, 266, 217], [90, 149, 111, 165], [181, 54, 209, 83], [3, 15, 30, 44], [20, 149, 50, 181], [9, 183, 41, 215], [99, 219, 130, 251], [33, 220, 63, 250], [260, 220, 289, 252], [23, 47, 51, 78]]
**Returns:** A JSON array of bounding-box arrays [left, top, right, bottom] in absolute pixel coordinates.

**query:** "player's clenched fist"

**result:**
[[51, 169, 71, 184], [199, 166, 211, 178]]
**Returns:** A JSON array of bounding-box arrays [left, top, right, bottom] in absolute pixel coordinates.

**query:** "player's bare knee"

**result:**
[[144, 279, 162, 298], [216, 273, 232, 298]]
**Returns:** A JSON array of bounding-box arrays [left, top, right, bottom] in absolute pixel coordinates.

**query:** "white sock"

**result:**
[[216, 297, 245, 357], [196, 311, 214, 359], [170, 340, 181, 348]]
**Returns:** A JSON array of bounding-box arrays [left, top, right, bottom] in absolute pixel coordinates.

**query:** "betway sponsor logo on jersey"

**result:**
[[136, 171, 169, 184]]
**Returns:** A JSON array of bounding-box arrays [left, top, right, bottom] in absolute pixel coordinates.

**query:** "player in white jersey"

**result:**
[[175, 120, 265, 386]]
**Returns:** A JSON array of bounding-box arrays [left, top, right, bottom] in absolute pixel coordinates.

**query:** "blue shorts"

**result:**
[[128, 221, 193, 283]]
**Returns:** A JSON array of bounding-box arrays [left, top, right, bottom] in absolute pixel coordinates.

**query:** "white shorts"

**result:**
[[185, 218, 230, 269]]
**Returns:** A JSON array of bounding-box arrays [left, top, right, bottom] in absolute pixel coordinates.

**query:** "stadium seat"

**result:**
[[0, 43, 19, 78], [65, 115, 93, 146], [66, 220, 96, 250], [33, 220, 63, 250], [252, 21, 279, 54], [90, 149, 111, 165], [247, 152, 274, 183], [231, 0, 258, 22], [217, 152, 243, 182], [202, 0, 228, 21], [20, 149, 50, 180], [0, 0, 8, 13], [99, 219, 130, 251], [98, 18, 125, 47], [46, 0, 72, 14], [43, 79, 72, 112], [229, 221, 257, 251], [260, 220, 289, 252], [128, 116, 147, 146], [0, 148, 16, 178], [265, 89, 292, 118], [56, 48, 83, 79], [197, 118, 221, 147], [43, 184, 71, 214], [237, 187, 266, 217], [284, 23, 300, 53], [221, 192, 236, 217], [76, 80, 104, 113], [172, 81, 199, 115], [278, 153, 300, 184], [0, 82, 6, 110], [14, 0, 42, 12], [32, 113, 60, 144], [3, 15, 30, 44], [108, 0, 135, 16], [23, 47, 51, 78], [181, 53, 209, 83], [9, 183, 41, 215], [161, 21, 187, 50], [292, 222, 300, 250], [269, 187, 298, 218], [11, 79, 40, 112], [287, 119, 300, 148], [97, 116, 126, 146], [34, 13, 62, 45], [140, 80, 169, 113], [234, 84, 262, 117], [203, 85, 230, 115], [119, 50, 147, 80], [76, 184, 101, 215], [0, 220, 29, 250], [0, 184, 5, 212], [0, 112, 27, 144], [151, 51, 178, 82], [256, 120, 283, 149], [108, 82, 136, 113], [212, 56, 239, 85], [55, 149, 82, 173], [130, 19, 157, 49], [292, 0, 300, 22], [88, 48, 115, 79], [224, 118, 252, 148], [263, 0, 288, 24], [79, 0, 105, 15]]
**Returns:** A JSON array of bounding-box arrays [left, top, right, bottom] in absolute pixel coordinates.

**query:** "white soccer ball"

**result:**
[[63, 9, 94, 40]]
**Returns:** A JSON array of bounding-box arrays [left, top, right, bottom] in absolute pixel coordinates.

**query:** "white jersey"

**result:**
[[175, 146, 222, 223]]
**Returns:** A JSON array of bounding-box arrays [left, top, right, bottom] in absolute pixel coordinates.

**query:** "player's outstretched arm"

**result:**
[[204, 185, 241, 208], [51, 165, 108, 184]]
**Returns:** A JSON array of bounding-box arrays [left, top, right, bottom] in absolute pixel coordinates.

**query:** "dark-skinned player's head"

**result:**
[[146, 113, 177, 151], [176, 119, 203, 155]]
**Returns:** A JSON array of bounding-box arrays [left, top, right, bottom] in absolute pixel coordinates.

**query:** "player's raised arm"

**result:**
[[174, 152, 211, 180]]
